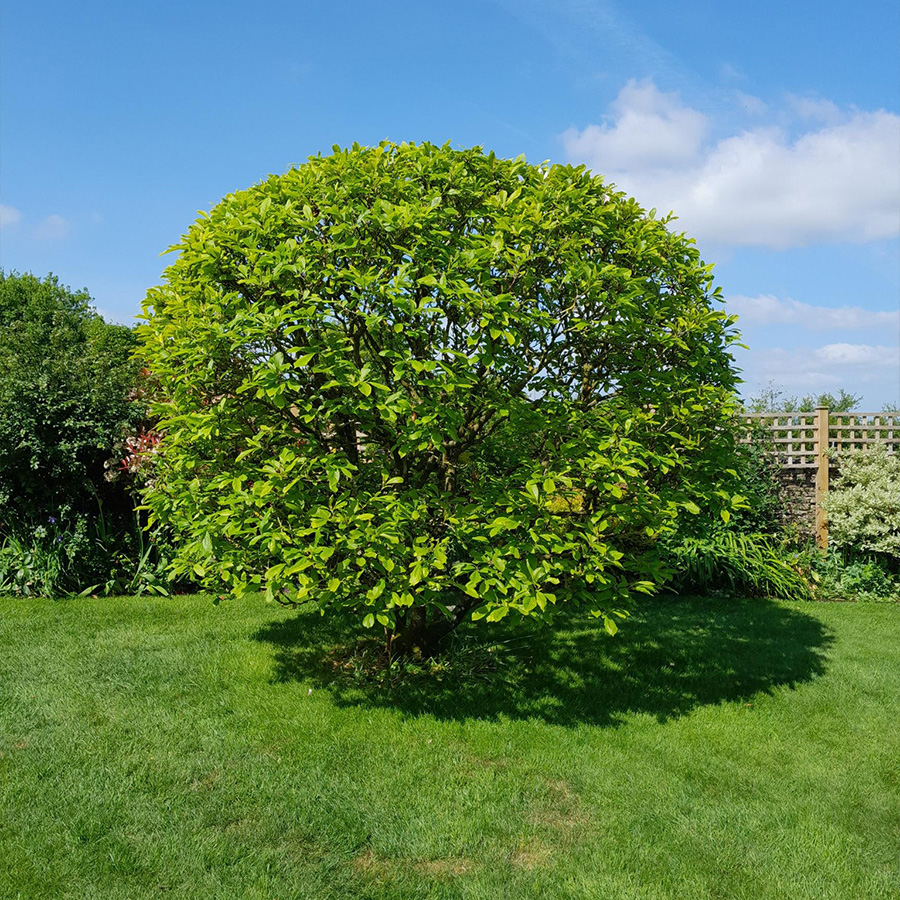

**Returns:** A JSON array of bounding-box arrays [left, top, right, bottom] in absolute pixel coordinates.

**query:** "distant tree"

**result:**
[[138, 142, 744, 654], [746, 383, 861, 414], [0, 271, 142, 531], [795, 390, 861, 413]]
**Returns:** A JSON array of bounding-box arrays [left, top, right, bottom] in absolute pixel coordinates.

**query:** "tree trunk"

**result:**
[[390, 600, 473, 658]]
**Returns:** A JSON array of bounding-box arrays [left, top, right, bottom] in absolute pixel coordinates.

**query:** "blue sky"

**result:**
[[2, 0, 898, 407]]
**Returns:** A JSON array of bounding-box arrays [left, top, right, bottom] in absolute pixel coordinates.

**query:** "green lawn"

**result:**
[[0, 593, 897, 899]]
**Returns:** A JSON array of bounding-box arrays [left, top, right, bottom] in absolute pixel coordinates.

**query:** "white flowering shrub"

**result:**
[[825, 447, 900, 559]]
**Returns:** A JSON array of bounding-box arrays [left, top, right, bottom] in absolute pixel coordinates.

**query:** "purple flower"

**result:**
[[48, 516, 57, 524]]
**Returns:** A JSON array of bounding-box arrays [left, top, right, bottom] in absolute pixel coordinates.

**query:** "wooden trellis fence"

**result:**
[[739, 408, 900, 549]]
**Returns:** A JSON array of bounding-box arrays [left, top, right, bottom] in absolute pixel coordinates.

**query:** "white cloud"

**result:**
[[727, 294, 900, 331], [815, 343, 898, 366], [563, 80, 900, 248], [786, 95, 842, 124], [0, 204, 22, 230], [32, 214, 71, 240], [563, 79, 707, 170], [736, 343, 900, 398]]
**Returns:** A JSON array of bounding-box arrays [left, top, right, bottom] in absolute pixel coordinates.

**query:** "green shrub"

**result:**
[[0, 271, 171, 596], [719, 425, 784, 537], [0, 271, 143, 531], [658, 414, 808, 598], [808, 550, 899, 602], [0, 532, 63, 597], [825, 446, 900, 561], [837, 561, 897, 601], [138, 141, 744, 653]]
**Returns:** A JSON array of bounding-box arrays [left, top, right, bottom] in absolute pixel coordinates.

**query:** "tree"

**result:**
[[138, 142, 743, 654], [0, 271, 142, 532], [746, 383, 861, 413]]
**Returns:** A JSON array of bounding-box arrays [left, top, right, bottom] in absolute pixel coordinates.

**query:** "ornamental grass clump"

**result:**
[[663, 532, 814, 601], [138, 142, 743, 654]]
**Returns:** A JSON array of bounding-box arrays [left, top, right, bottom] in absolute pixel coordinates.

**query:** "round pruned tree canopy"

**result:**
[[139, 142, 743, 654]]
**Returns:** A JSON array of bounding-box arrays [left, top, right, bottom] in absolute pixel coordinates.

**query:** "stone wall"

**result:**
[[775, 464, 848, 541], [775, 467, 818, 540]]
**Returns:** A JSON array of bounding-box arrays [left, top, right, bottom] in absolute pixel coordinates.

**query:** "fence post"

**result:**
[[815, 406, 829, 550]]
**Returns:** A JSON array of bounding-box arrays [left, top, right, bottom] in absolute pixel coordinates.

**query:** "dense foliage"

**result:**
[[139, 142, 743, 651], [825, 446, 900, 561], [810, 549, 899, 602], [0, 271, 167, 596], [0, 271, 142, 529], [658, 430, 809, 602], [0, 511, 172, 598]]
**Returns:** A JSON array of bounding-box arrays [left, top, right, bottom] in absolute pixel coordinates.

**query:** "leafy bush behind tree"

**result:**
[[138, 141, 745, 653], [0, 271, 167, 595], [659, 392, 816, 599], [0, 271, 142, 526]]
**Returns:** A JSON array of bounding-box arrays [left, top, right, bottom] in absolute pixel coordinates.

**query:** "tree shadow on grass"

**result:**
[[253, 596, 833, 728]]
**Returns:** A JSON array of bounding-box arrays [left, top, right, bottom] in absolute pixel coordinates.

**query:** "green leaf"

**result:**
[[464, 577, 482, 598]]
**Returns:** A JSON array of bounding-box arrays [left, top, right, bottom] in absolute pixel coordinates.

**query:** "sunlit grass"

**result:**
[[1, 593, 897, 899]]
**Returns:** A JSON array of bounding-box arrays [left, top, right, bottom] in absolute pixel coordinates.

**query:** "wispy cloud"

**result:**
[[0, 204, 22, 230], [727, 294, 900, 331], [785, 94, 843, 125], [737, 343, 900, 397], [32, 214, 71, 240], [494, 0, 689, 88], [734, 91, 767, 117], [563, 80, 900, 249]]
